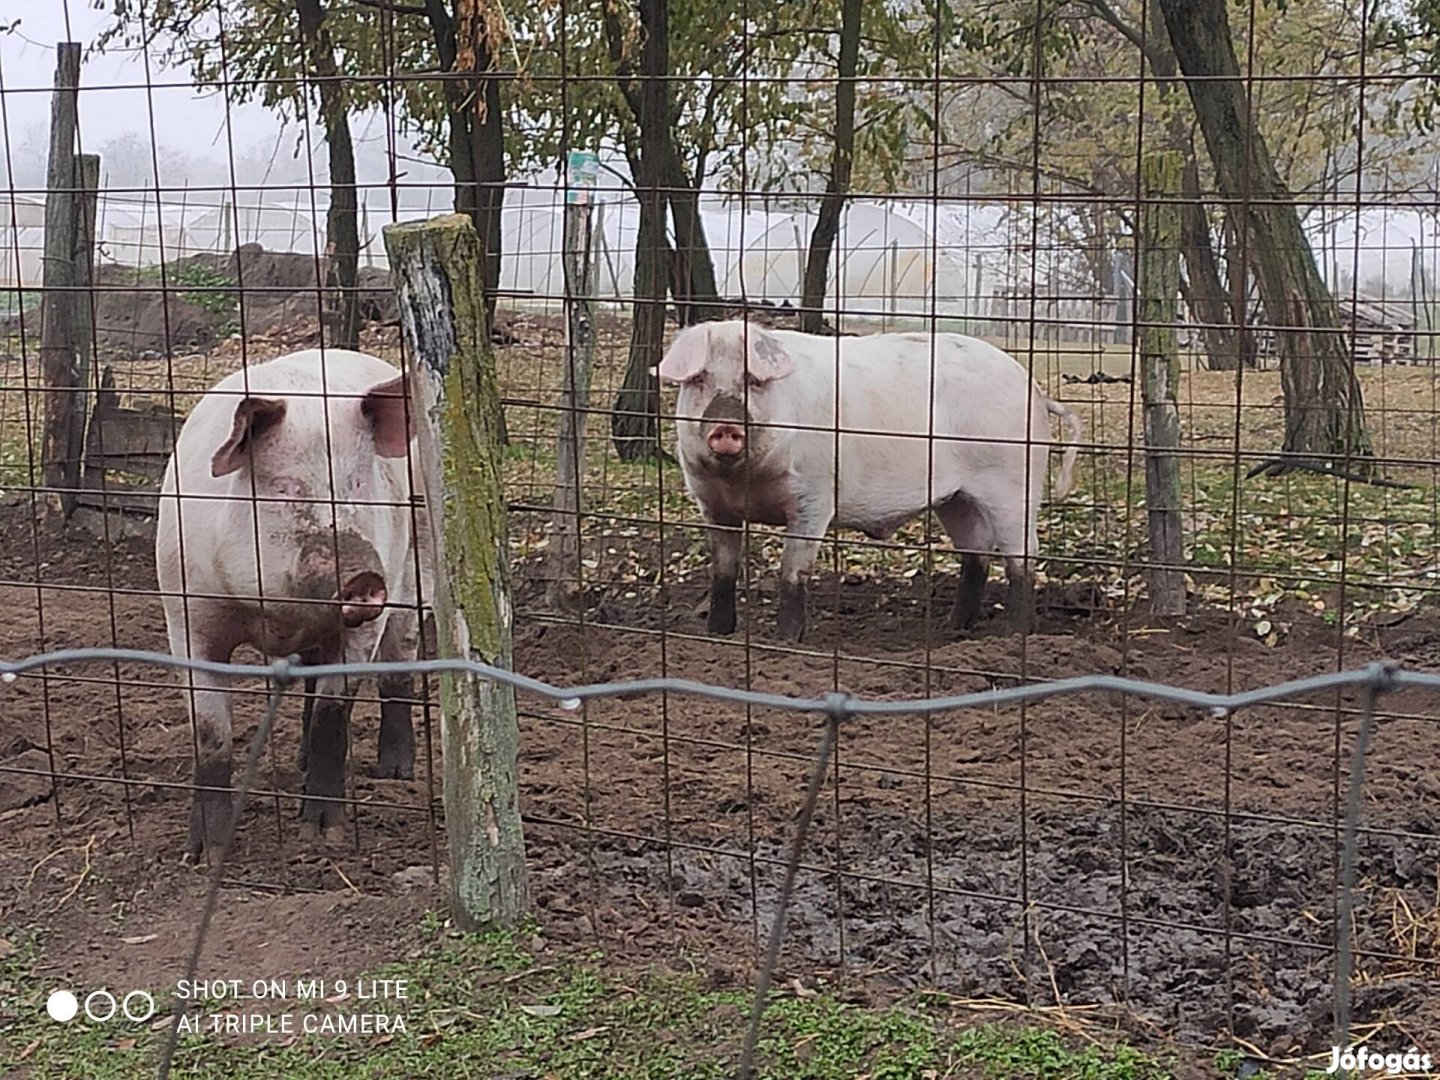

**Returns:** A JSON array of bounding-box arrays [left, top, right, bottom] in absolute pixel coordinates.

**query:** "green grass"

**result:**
[[0, 925, 1186, 1080], [134, 262, 240, 336]]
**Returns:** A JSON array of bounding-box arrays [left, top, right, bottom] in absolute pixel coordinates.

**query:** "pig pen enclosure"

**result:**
[[4, 3, 1440, 1076]]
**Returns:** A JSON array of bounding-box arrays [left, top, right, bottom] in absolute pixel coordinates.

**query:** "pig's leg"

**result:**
[[776, 496, 834, 643], [935, 496, 991, 631], [986, 501, 1036, 634], [706, 516, 742, 635], [370, 607, 418, 780], [168, 605, 241, 861], [298, 678, 316, 771], [299, 671, 357, 833], [297, 650, 319, 772]]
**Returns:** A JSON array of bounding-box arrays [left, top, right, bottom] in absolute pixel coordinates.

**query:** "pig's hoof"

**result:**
[[299, 796, 346, 834], [185, 794, 233, 862], [776, 581, 807, 643], [706, 608, 737, 635], [369, 758, 414, 781], [951, 607, 980, 633]]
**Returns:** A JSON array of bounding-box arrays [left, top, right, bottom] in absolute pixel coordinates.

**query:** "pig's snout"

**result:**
[[706, 422, 746, 459], [338, 570, 387, 627]]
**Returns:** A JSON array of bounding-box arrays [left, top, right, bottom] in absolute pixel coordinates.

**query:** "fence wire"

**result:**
[[0, 646, 1427, 1078], [7, 0, 1440, 1074]]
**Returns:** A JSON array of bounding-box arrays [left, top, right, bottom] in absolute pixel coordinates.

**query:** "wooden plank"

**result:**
[[74, 488, 160, 515]]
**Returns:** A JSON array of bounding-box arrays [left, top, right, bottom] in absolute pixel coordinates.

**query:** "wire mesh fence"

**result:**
[[2, 0, 1440, 1073]]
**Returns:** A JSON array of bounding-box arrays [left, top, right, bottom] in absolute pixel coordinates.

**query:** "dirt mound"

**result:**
[[77, 245, 400, 357]]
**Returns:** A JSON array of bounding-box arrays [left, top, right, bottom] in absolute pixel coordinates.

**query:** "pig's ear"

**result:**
[[211, 396, 288, 478], [361, 374, 414, 458], [746, 326, 795, 384], [657, 325, 709, 384]]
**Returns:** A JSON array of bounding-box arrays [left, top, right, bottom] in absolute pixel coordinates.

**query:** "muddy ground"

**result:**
[[0, 499, 1438, 1063]]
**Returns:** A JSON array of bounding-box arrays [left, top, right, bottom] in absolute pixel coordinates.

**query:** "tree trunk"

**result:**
[[425, 0, 503, 331], [1157, 0, 1370, 471], [799, 0, 862, 335], [1148, 2, 1245, 375], [602, 3, 719, 330], [295, 0, 359, 350], [611, 0, 670, 461], [427, 0, 508, 442], [470, 31, 505, 336], [665, 153, 721, 325], [1178, 152, 1242, 371]]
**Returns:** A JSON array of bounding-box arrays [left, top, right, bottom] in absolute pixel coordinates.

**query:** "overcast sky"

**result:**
[[0, 0, 454, 208]]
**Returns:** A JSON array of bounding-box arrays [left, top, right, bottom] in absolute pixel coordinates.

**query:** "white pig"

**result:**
[[156, 348, 431, 858], [658, 320, 1081, 642]]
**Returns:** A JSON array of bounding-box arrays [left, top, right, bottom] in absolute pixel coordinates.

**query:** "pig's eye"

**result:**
[[684, 372, 707, 387], [744, 372, 764, 388]]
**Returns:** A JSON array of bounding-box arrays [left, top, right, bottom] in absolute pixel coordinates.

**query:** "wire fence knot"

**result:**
[[270, 654, 300, 689], [821, 690, 855, 726], [1363, 659, 1400, 697]]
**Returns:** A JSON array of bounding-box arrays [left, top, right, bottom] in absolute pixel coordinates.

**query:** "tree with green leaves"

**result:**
[[607, 0, 673, 462], [93, 0, 513, 339], [94, 0, 370, 347], [1157, 0, 1372, 474], [916, 0, 1417, 381], [918, 0, 1428, 473], [799, 0, 862, 334], [296, 0, 360, 348]]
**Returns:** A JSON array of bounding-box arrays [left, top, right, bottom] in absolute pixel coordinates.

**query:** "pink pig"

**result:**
[[156, 349, 431, 858], [658, 321, 1082, 642]]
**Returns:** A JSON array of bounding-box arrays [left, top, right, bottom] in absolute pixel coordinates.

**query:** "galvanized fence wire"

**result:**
[[0, 646, 1428, 1079]]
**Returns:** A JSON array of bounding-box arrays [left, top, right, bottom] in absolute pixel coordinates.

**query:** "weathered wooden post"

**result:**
[[382, 213, 528, 929], [67, 153, 100, 505], [38, 43, 83, 513], [547, 150, 599, 607], [1139, 151, 1186, 615]]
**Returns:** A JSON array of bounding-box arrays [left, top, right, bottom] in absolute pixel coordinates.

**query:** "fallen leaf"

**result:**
[[122, 934, 158, 946], [566, 1025, 609, 1041], [117, 1038, 137, 1050], [520, 1003, 562, 1017]]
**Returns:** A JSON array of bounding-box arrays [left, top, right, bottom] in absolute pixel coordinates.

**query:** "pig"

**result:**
[[658, 320, 1082, 642], [156, 348, 432, 859]]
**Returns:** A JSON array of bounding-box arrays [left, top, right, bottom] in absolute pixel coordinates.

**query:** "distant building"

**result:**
[[1244, 296, 1423, 368]]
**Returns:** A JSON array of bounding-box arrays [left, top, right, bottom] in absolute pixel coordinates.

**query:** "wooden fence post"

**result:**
[[382, 213, 528, 930], [68, 153, 100, 506], [39, 42, 82, 513], [547, 151, 599, 607], [1139, 151, 1186, 615]]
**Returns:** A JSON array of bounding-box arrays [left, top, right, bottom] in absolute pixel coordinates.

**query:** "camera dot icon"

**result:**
[[46, 990, 79, 1023]]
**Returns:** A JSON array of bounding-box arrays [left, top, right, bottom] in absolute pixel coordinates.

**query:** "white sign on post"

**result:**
[[566, 150, 599, 206]]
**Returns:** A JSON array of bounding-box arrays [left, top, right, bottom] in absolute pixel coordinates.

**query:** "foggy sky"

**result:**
[[0, 0, 452, 207]]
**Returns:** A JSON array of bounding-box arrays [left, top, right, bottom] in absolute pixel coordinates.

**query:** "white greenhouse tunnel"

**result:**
[[2, 174, 1436, 329]]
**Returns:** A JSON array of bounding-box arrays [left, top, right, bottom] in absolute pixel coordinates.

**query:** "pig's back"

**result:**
[[202, 349, 398, 404], [772, 329, 1045, 530]]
